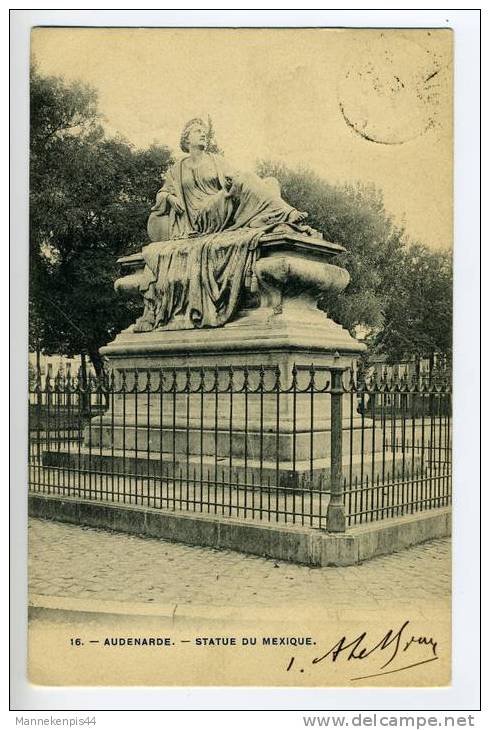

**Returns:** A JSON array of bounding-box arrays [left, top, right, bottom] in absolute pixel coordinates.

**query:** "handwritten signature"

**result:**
[[286, 620, 439, 681]]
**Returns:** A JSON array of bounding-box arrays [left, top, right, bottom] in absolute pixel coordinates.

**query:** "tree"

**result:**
[[206, 115, 223, 155], [256, 160, 407, 335], [256, 160, 452, 365], [374, 244, 452, 368], [30, 64, 174, 373]]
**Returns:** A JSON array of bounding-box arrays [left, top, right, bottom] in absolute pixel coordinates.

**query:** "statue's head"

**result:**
[[180, 117, 208, 153]]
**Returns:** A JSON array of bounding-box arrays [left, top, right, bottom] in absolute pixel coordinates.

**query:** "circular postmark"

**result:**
[[337, 33, 450, 145]]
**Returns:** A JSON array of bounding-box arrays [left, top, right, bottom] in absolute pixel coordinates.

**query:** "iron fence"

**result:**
[[28, 362, 452, 531]]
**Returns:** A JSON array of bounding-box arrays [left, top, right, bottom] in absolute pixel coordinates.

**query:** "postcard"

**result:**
[[22, 24, 458, 691]]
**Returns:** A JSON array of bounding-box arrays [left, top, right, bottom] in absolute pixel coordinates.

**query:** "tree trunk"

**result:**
[[88, 347, 109, 408], [429, 351, 435, 381], [415, 355, 421, 383], [80, 352, 90, 416], [88, 347, 105, 378]]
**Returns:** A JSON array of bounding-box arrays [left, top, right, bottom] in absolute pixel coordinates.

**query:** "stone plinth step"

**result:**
[[42, 446, 412, 490]]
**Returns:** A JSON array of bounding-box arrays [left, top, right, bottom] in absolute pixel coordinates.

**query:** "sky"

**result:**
[[31, 27, 453, 250]]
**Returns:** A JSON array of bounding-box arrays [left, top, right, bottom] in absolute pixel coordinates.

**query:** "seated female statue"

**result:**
[[147, 117, 310, 242]]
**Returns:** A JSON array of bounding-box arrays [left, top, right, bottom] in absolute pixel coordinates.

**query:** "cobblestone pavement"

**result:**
[[28, 517, 451, 610]]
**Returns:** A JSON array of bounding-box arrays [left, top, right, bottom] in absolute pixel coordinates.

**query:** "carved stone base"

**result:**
[[95, 315, 367, 481], [90, 232, 368, 486], [113, 232, 353, 336], [102, 313, 364, 361]]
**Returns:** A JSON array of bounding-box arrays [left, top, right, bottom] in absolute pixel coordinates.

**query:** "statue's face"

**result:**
[[187, 124, 207, 149]]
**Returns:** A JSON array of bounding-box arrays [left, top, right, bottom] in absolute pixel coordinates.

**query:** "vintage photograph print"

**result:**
[[28, 27, 453, 687]]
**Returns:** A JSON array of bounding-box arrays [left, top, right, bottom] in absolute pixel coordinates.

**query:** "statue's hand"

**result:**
[[222, 176, 232, 198], [168, 195, 185, 215], [150, 190, 167, 213], [288, 210, 308, 224], [223, 175, 240, 199]]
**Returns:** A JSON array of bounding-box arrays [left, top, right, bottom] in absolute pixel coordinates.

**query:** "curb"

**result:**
[[28, 493, 452, 567], [28, 593, 446, 624]]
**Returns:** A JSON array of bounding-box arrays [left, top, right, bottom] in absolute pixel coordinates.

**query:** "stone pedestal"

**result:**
[[87, 233, 371, 488]]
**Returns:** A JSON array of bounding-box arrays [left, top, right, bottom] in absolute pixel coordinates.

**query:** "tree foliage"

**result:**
[[30, 64, 174, 371], [206, 115, 223, 155], [256, 160, 406, 334], [29, 64, 452, 371], [374, 244, 452, 364], [256, 160, 452, 363]]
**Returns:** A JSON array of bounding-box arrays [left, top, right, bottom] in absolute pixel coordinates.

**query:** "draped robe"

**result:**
[[136, 154, 296, 331]]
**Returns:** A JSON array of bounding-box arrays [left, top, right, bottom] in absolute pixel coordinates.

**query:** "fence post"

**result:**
[[326, 366, 346, 532]]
